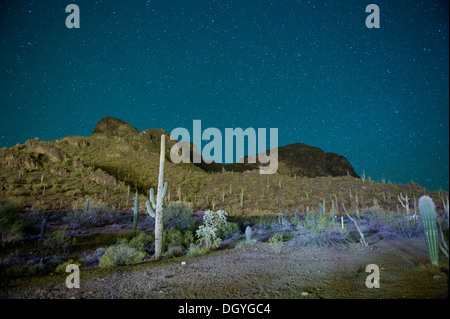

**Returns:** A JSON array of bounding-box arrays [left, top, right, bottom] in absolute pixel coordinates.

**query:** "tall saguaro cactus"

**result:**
[[418, 195, 439, 266], [132, 193, 139, 236], [146, 134, 168, 260]]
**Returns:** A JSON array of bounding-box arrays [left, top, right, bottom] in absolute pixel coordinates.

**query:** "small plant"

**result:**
[[99, 244, 146, 268], [269, 233, 284, 254], [195, 210, 228, 251]]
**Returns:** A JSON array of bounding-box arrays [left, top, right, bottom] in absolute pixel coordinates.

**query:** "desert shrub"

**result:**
[[363, 210, 423, 239], [217, 221, 241, 240], [64, 210, 92, 228], [164, 228, 184, 249], [99, 244, 146, 268], [128, 232, 154, 253], [163, 229, 194, 251], [41, 229, 76, 253], [183, 230, 194, 247], [293, 214, 351, 247], [165, 245, 185, 258], [80, 248, 106, 266], [268, 233, 284, 254], [186, 243, 208, 257], [0, 198, 23, 231], [270, 216, 295, 233], [195, 210, 228, 251], [0, 260, 46, 279], [64, 199, 108, 228], [164, 203, 196, 231], [235, 238, 258, 249]]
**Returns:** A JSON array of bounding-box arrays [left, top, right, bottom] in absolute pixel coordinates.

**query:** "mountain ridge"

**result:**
[[0, 116, 440, 216]]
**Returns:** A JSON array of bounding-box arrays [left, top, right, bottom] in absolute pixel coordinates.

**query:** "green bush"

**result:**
[[99, 244, 146, 268], [165, 245, 185, 258], [164, 203, 196, 231], [186, 243, 208, 257], [128, 232, 154, 253], [41, 229, 76, 253], [183, 230, 194, 247], [217, 221, 241, 240], [164, 229, 194, 250], [0, 198, 24, 231]]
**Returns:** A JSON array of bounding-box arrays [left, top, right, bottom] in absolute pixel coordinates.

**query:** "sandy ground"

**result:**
[[0, 237, 447, 299]]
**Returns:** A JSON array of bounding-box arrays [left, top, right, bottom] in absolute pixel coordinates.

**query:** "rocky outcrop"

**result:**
[[191, 142, 359, 178], [91, 116, 140, 137], [24, 138, 66, 163]]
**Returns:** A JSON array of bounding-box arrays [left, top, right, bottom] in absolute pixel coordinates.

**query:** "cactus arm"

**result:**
[[146, 200, 155, 218], [162, 182, 168, 199], [149, 188, 156, 209]]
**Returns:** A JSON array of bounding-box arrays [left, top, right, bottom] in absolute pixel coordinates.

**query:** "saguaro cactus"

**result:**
[[132, 193, 139, 236], [84, 198, 89, 215], [40, 218, 46, 239], [245, 226, 252, 243], [418, 195, 439, 266], [146, 135, 168, 260]]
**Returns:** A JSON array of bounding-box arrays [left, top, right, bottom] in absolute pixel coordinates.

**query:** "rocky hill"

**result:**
[[0, 116, 444, 216]]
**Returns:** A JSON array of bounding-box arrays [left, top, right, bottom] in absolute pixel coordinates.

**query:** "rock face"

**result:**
[[274, 143, 358, 178], [91, 116, 140, 137], [24, 138, 67, 163], [192, 142, 358, 178], [88, 117, 358, 179]]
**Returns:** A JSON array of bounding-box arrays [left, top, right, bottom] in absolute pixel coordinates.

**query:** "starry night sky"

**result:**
[[0, 0, 448, 191]]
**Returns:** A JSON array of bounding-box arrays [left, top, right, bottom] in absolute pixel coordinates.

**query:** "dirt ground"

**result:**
[[0, 237, 447, 299]]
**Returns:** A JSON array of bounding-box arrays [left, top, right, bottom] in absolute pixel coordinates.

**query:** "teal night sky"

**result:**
[[0, 0, 448, 191]]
